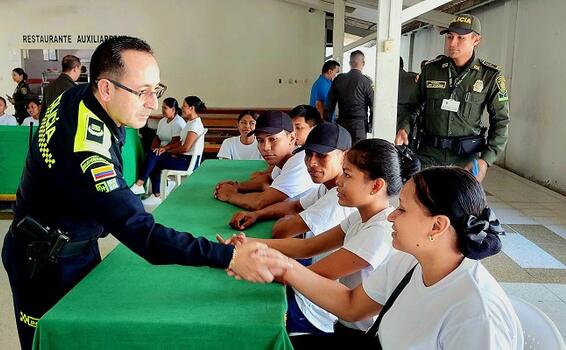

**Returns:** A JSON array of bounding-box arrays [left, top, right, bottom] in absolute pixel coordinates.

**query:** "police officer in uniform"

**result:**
[[1, 36, 290, 350], [396, 14, 509, 182], [9, 68, 31, 125]]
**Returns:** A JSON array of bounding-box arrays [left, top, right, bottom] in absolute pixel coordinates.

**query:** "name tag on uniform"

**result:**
[[441, 99, 460, 112]]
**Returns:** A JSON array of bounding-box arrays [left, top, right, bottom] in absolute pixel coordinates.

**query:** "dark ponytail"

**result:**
[[412, 166, 504, 260], [346, 139, 421, 196], [12, 68, 28, 81], [163, 97, 181, 116], [184, 96, 206, 113]]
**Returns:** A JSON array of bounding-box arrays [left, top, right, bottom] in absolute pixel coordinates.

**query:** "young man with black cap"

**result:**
[[214, 110, 317, 211], [228, 122, 355, 239], [396, 14, 509, 183]]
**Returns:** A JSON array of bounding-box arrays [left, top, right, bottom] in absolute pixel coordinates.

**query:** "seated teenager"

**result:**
[[22, 98, 41, 126], [217, 110, 262, 160], [268, 166, 523, 349], [130, 97, 185, 194], [214, 110, 317, 211], [220, 139, 420, 343], [0, 97, 17, 126], [132, 96, 206, 205], [229, 122, 354, 239], [290, 104, 323, 146]]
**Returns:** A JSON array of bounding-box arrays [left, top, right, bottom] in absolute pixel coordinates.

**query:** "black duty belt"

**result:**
[[421, 133, 485, 155]]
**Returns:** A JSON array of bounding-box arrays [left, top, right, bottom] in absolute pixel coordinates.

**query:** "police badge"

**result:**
[[473, 80, 484, 93]]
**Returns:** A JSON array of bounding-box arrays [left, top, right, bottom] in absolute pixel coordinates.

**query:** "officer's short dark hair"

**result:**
[[350, 50, 365, 60], [322, 60, 340, 74], [290, 104, 322, 127], [62, 55, 81, 72], [90, 36, 153, 89]]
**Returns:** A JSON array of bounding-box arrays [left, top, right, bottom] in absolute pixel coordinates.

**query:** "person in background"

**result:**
[[130, 97, 186, 197], [267, 166, 523, 349], [217, 110, 262, 160], [21, 98, 41, 127], [310, 60, 340, 121], [8, 68, 30, 125], [290, 104, 323, 147], [326, 51, 374, 144], [41, 55, 82, 119], [0, 96, 18, 126]]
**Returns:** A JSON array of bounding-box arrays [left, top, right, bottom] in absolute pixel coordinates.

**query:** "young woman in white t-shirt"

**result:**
[[217, 110, 262, 160], [220, 139, 420, 344], [0, 97, 18, 126], [267, 166, 523, 349], [21, 99, 41, 126]]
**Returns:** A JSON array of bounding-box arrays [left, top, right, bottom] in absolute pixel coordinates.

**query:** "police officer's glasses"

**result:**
[[98, 79, 167, 99]]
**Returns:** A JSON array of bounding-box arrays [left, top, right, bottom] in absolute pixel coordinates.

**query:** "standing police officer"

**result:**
[[396, 14, 509, 182], [2, 36, 290, 350]]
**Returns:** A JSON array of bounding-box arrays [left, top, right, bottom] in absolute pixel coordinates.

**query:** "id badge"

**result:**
[[441, 99, 460, 112]]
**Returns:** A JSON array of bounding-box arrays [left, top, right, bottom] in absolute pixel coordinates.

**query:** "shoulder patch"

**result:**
[[480, 59, 502, 71], [80, 155, 111, 173], [91, 164, 116, 182], [95, 178, 120, 193], [496, 75, 509, 102], [21, 87, 28, 95], [73, 101, 112, 159]]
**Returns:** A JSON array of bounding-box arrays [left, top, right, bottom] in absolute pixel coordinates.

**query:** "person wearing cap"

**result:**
[[396, 14, 510, 183], [227, 122, 355, 240], [214, 110, 317, 211]]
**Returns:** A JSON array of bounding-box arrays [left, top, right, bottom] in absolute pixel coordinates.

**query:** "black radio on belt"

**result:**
[[16, 217, 70, 280]]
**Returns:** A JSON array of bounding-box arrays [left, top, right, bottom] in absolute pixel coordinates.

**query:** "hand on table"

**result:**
[[227, 242, 292, 283], [230, 211, 258, 230], [216, 232, 247, 246], [214, 182, 238, 201]]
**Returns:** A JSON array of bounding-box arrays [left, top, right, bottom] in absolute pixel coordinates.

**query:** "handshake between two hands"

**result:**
[[216, 233, 292, 283]]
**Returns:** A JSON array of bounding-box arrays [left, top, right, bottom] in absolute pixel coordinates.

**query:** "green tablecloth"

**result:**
[[33, 160, 292, 350], [0, 126, 143, 199]]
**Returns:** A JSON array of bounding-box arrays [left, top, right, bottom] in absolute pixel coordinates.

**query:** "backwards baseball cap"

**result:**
[[248, 110, 294, 137], [440, 14, 481, 36], [294, 122, 351, 154]]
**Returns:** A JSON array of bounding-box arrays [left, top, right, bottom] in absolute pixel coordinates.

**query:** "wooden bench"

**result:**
[[148, 107, 292, 158]]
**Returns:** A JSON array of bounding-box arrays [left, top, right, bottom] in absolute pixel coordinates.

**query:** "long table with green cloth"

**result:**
[[32, 159, 292, 350], [0, 125, 144, 200]]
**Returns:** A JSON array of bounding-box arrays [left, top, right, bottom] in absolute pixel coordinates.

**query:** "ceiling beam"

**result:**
[[401, 0, 453, 22]]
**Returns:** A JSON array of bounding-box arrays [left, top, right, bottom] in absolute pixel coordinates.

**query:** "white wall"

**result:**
[[0, 0, 325, 111], [404, 0, 566, 194]]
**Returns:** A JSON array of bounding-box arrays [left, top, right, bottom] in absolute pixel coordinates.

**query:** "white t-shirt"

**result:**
[[217, 136, 262, 160], [0, 113, 17, 126], [180, 117, 205, 156], [337, 208, 395, 331], [293, 185, 358, 332], [21, 117, 39, 126], [270, 151, 317, 199], [156, 115, 185, 146], [363, 252, 524, 350]]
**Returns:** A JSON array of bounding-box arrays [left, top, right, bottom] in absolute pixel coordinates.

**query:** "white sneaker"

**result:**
[[130, 183, 145, 195], [142, 194, 162, 206]]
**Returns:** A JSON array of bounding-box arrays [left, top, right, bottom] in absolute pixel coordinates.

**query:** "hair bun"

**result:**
[[459, 208, 504, 260], [394, 145, 421, 183]]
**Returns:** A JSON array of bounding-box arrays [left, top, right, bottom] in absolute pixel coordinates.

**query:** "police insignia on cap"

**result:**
[[473, 80, 484, 92]]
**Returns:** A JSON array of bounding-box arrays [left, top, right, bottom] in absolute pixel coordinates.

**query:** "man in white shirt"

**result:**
[[229, 122, 354, 239], [215, 111, 317, 210], [0, 97, 18, 126]]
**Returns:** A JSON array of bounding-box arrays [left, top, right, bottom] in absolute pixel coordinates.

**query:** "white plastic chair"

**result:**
[[509, 296, 566, 350], [159, 128, 208, 199]]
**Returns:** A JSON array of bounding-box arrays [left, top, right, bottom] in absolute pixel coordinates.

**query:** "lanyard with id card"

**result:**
[[441, 67, 470, 113]]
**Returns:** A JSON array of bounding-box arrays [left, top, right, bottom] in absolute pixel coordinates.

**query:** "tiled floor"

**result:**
[[1, 165, 565, 348]]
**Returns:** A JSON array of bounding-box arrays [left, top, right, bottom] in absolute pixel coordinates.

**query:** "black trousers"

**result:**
[[337, 118, 367, 145], [1, 231, 100, 350]]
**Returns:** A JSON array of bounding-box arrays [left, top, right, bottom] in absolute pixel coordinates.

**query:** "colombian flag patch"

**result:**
[[91, 164, 116, 182]]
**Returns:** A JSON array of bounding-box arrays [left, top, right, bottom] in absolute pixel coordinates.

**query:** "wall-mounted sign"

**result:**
[[22, 34, 117, 44]]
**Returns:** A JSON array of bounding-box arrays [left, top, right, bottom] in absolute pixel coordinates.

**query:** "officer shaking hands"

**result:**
[[2, 36, 291, 350], [396, 14, 510, 182]]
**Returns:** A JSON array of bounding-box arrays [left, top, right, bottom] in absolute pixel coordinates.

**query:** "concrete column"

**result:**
[[371, 0, 403, 141], [332, 0, 345, 65]]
